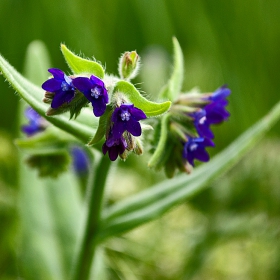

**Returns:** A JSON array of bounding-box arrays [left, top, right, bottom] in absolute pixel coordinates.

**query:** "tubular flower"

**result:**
[[102, 133, 127, 161], [183, 137, 215, 167], [111, 104, 147, 139], [42, 68, 75, 109], [72, 75, 108, 117], [190, 86, 231, 139], [22, 107, 48, 136]]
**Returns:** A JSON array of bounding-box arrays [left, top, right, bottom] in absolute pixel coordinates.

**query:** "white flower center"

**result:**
[[199, 116, 207, 125], [91, 87, 101, 98], [121, 110, 131, 121], [189, 143, 198, 151], [61, 81, 70, 91]]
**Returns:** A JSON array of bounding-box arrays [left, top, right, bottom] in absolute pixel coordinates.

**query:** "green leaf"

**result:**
[[148, 113, 171, 169], [88, 106, 112, 145], [0, 53, 97, 143], [61, 44, 105, 78], [17, 40, 84, 280], [99, 99, 280, 240], [114, 80, 171, 117], [15, 126, 76, 154], [159, 37, 184, 101]]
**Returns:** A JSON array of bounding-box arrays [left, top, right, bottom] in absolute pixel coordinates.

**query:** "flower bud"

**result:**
[[118, 51, 140, 80]]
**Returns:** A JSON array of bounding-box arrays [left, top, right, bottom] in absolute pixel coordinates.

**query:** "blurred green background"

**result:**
[[1, 0, 280, 279]]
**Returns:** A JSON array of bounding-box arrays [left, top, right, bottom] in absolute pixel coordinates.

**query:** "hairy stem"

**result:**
[[72, 155, 111, 280]]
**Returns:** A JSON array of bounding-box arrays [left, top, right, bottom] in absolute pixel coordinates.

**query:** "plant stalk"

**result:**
[[72, 155, 111, 280]]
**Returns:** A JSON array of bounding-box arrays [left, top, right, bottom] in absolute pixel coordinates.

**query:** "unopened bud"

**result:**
[[118, 51, 140, 80]]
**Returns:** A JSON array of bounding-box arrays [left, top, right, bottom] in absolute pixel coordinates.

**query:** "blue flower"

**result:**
[[182, 137, 214, 166], [102, 133, 127, 161], [22, 108, 47, 136], [111, 104, 147, 139], [72, 75, 108, 117], [190, 86, 230, 139], [71, 146, 90, 175], [42, 68, 75, 109]]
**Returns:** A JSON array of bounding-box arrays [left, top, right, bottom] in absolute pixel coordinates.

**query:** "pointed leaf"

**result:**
[[0, 54, 97, 143], [159, 37, 184, 101], [99, 99, 280, 240], [61, 44, 104, 78], [114, 80, 171, 117]]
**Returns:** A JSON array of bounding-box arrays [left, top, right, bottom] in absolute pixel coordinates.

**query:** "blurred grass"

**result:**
[[1, 0, 280, 279]]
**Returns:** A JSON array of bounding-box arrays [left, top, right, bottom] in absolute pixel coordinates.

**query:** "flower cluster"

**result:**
[[42, 67, 147, 161], [103, 104, 147, 161], [182, 86, 231, 167], [150, 85, 231, 177], [42, 68, 108, 117], [180, 86, 230, 166]]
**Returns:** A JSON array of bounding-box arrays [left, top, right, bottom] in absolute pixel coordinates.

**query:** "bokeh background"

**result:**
[[1, 0, 280, 279]]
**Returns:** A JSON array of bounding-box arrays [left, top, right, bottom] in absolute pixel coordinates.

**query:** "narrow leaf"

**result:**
[[61, 44, 104, 78], [159, 37, 184, 101], [99, 99, 280, 240], [114, 80, 171, 117], [88, 106, 112, 145], [0, 54, 96, 143], [148, 113, 171, 169]]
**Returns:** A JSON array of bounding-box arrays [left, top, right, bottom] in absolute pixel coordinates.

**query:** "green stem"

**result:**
[[72, 155, 111, 280]]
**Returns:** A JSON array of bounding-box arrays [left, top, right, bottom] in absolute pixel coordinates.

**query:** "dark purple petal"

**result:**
[[92, 99, 106, 117], [203, 138, 215, 147], [22, 108, 47, 136], [112, 121, 126, 139], [192, 146, 210, 162], [51, 90, 75, 108], [72, 77, 92, 92], [183, 137, 213, 166], [126, 119, 141, 136], [42, 78, 62, 91], [210, 86, 231, 101], [108, 146, 119, 161], [196, 123, 214, 139], [111, 107, 121, 123], [90, 75, 105, 87], [48, 68, 65, 80], [102, 135, 127, 161], [111, 104, 145, 139], [71, 146, 89, 174], [130, 107, 147, 121]]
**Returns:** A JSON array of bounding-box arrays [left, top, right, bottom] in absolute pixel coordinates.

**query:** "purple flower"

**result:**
[[71, 146, 89, 175], [111, 104, 147, 139], [22, 108, 47, 136], [182, 137, 214, 166], [102, 133, 127, 161], [42, 68, 75, 109], [190, 86, 230, 139], [72, 75, 108, 117]]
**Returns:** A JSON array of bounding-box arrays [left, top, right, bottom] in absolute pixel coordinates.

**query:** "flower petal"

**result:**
[[90, 75, 105, 87], [126, 119, 142, 136], [72, 77, 92, 92], [42, 78, 62, 91], [48, 68, 65, 80], [51, 90, 75, 108], [130, 107, 147, 121]]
